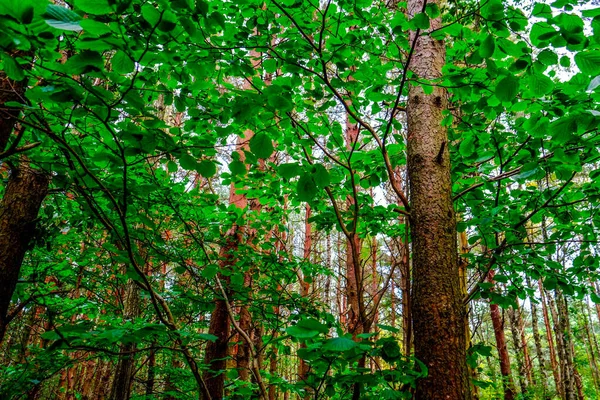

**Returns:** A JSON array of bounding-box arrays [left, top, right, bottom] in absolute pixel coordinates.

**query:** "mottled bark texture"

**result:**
[[406, 0, 471, 398], [0, 71, 49, 342], [201, 231, 239, 400], [108, 281, 141, 400]]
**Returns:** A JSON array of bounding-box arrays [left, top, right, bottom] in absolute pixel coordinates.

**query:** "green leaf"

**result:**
[[197, 160, 216, 177], [495, 75, 519, 102], [530, 22, 557, 47], [64, 50, 104, 74], [279, 163, 301, 180], [322, 337, 356, 352], [560, 56, 571, 68], [1, 55, 24, 81], [74, 0, 112, 15], [249, 132, 274, 159], [479, 34, 495, 59], [229, 160, 246, 177], [583, 8, 600, 18], [411, 13, 430, 30], [528, 72, 554, 97], [111, 51, 134, 74], [381, 340, 401, 362], [296, 174, 318, 202], [296, 318, 328, 334], [538, 49, 558, 66], [202, 264, 218, 279], [575, 51, 600, 75], [286, 325, 320, 339], [44, 4, 82, 31], [80, 19, 112, 36], [179, 153, 198, 171], [312, 164, 330, 188], [459, 135, 475, 157]]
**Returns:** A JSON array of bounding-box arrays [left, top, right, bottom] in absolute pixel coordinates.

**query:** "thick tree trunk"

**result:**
[[0, 164, 49, 341], [0, 70, 50, 342], [201, 230, 238, 400], [406, 0, 471, 398]]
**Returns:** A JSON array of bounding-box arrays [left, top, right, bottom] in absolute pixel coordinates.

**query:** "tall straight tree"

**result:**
[[406, 0, 471, 398], [0, 67, 49, 342]]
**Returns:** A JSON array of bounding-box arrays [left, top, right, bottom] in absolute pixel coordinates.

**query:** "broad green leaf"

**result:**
[[297, 174, 318, 202], [286, 325, 320, 339], [312, 164, 330, 188], [249, 132, 274, 159], [279, 163, 301, 180], [64, 50, 104, 74], [495, 75, 519, 102], [111, 51, 134, 74], [479, 34, 495, 59], [323, 337, 356, 352], [575, 51, 600, 75], [296, 318, 328, 334], [229, 160, 246, 176], [538, 49, 558, 66], [1, 55, 24, 81], [201, 264, 218, 279], [530, 22, 557, 47], [179, 153, 198, 171], [198, 333, 218, 342], [528, 72, 554, 97], [411, 13, 430, 30], [197, 160, 216, 177], [44, 4, 82, 31]]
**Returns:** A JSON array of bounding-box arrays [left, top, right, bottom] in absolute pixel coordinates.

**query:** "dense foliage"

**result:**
[[2, 0, 600, 399]]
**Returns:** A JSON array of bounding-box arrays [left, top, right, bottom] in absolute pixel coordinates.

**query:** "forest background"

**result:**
[[2, 0, 600, 399]]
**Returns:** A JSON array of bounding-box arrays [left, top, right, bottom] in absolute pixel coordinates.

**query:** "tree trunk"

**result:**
[[108, 280, 141, 400], [406, 0, 471, 397], [201, 231, 238, 400], [539, 279, 561, 397], [489, 297, 515, 399], [550, 289, 576, 400], [508, 304, 529, 396], [0, 69, 50, 342], [527, 277, 549, 398]]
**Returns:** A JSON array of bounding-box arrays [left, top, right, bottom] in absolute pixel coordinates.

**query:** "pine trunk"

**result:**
[[406, 0, 471, 397]]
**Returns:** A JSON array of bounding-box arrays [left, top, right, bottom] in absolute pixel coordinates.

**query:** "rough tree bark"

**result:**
[[108, 280, 141, 400], [0, 70, 50, 342], [406, 0, 471, 397]]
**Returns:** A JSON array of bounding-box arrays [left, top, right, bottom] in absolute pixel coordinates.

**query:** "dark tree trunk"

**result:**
[[108, 281, 141, 400], [201, 230, 239, 400], [0, 164, 49, 342], [406, 0, 471, 398], [0, 70, 50, 343]]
